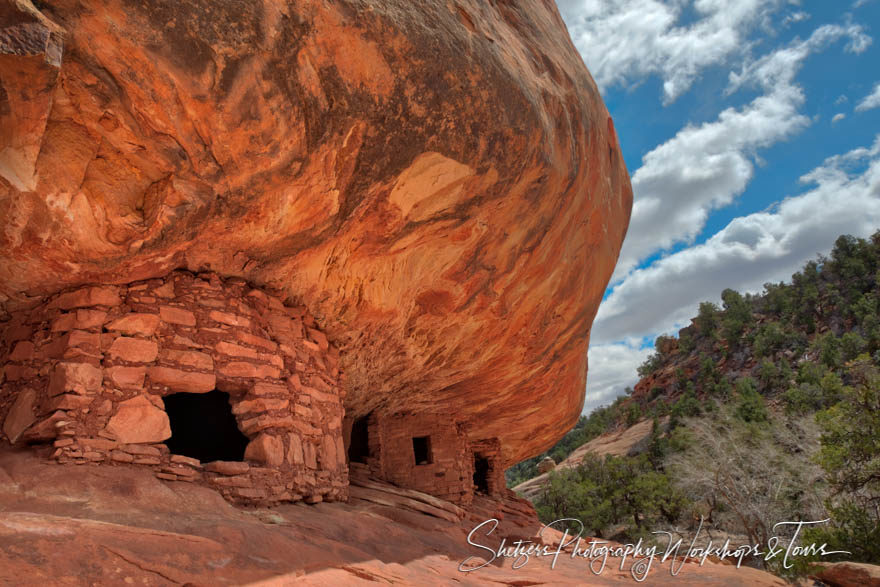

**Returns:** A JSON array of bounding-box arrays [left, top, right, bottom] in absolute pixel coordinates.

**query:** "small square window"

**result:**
[[412, 436, 432, 465]]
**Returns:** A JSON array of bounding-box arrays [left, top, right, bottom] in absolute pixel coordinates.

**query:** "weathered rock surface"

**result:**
[[0, 0, 632, 464], [0, 446, 786, 585]]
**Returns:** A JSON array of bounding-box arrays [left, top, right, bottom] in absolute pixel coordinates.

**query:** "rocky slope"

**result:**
[[0, 0, 632, 464], [513, 417, 665, 500], [0, 446, 788, 585]]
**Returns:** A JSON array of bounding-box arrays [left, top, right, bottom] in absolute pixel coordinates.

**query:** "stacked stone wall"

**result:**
[[0, 271, 346, 505], [468, 437, 505, 496], [371, 412, 474, 505]]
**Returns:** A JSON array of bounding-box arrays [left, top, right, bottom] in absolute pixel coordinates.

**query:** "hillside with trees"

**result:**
[[508, 232, 880, 575]]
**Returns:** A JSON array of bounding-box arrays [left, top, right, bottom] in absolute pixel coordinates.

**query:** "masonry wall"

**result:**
[[0, 271, 347, 505], [370, 411, 474, 505], [468, 437, 505, 496]]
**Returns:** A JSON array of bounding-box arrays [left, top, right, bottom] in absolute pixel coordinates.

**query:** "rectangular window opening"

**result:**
[[412, 436, 432, 465]]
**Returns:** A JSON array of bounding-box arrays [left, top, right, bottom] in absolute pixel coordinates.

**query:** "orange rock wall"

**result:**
[[0, 271, 346, 504], [0, 0, 633, 466]]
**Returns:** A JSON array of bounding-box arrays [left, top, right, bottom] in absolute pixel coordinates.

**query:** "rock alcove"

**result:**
[[0, 271, 348, 504]]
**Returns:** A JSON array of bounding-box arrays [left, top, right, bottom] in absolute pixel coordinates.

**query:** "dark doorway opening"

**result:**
[[473, 454, 490, 494], [412, 436, 432, 465], [163, 390, 248, 463], [348, 415, 371, 464]]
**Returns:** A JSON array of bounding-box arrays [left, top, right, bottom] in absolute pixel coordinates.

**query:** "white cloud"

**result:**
[[856, 82, 880, 112], [592, 136, 880, 347], [835, 94, 849, 105], [610, 23, 870, 282], [783, 11, 810, 26], [832, 113, 847, 124], [584, 342, 652, 413], [557, 0, 788, 103]]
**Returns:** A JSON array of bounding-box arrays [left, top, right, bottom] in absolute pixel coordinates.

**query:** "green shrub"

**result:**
[[734, 377, 768, 423]]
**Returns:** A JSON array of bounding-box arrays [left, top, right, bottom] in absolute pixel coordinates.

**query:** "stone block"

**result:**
[[122, 444, 161, 457], [244, 433, 285, 466], [44, 393, 92, 411], [75, 309, 107, 330], [335, 436, 346, 467], [50, 313, 77, 332], [170, 454, 201, 467], [252, 382, 288, 396], [79, 437, 117, 451], [261, 353, 284, 369], [110, 450, 134, 463], [160, 349, 213, 370], [67, 330, 101, 350], [9, 341, 34, 362], [231, 398, 289, 415], [148, 366, 215, 393], [234, 487, 267, 499], [210, 475, 252, 488], [319, 435, 337, 469], [234, 331, 278, 351], [241, 415, 296, 435], [49, 286, 121, 310], [204, 461, 250, 475], [293, 405, 312, 419], [287, 433, 304, 465], [153, 282, 175, 298], [104, 365, 147, 390], [108, 337, 159, 363], [105, 313, 160, 336], [307, 328, 329, 351], [159, 305, 196, 326], [215, 341, 258, 359], [48, 362, 102, 396], [303, 441, 317, 469], [209, 310, 250, 328], [105, 396, 171, 444], [21, 411, 67, 442], [219, 362, 280, 380]]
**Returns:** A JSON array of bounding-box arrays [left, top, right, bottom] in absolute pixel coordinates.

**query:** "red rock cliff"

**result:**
[[0, 0, 632, 464]]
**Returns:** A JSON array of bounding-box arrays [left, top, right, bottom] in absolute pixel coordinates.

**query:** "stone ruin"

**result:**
[[0, 271, 506, 506], [0, 271, 347, 504], [344, 411, 505, 506]]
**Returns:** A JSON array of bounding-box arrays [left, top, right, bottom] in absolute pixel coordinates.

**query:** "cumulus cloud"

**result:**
[[609, 23, 870, 282], [592, 135, 880, 347], [856, 82, 880, 112], [556, 0, 805, 104], [584, 342, 651, 413], [832, 113, 847, 124]]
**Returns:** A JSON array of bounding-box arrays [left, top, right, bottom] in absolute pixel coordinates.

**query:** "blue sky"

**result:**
[[556, 0, 880, 413]]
